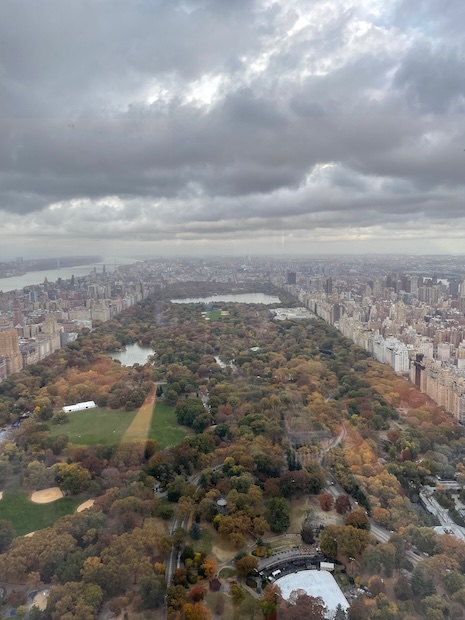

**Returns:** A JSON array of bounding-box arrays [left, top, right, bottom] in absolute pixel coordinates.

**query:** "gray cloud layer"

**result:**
[[1, 0, 465, 256]]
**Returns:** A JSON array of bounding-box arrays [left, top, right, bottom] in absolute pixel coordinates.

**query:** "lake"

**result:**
[[170, 293, 281, 304], [110, 343, 153, 366]]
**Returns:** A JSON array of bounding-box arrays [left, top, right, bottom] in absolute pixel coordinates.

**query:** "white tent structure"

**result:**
[[63, 401, 97, 413]]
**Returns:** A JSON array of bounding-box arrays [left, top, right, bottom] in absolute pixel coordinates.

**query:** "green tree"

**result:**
[[190, 522, 202, 540], [235, 555, 258, 579], [139, 575, 166, 609], [55, 463, 91, 495], [334, 604, 347, 620], [266, 497, 290, 533], [444, 571, 465, 595], [23, 460, 55, 490], [0, 519, 15, 552], [393, 575, 412, 600], [301, 521, 315, 545], [412, 565, 436, 598]]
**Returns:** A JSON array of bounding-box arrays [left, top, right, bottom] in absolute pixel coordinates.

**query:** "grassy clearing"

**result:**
[[218, 567, 236, 579], [205, 590, 257, 620], [289, 496, 315, 534], [192, 528, 214, 556], [50, 407, 136, 445], [0, 489, 81, 536], [50, 400, 189, 449], [205, 591, 235, 619], [205, 308, 222, 320], [148, 400, 192, 448]]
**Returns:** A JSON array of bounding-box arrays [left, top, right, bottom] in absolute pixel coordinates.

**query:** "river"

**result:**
[[0, 256, 138, 292]]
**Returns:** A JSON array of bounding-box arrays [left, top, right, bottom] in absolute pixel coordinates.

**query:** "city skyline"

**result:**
[[1, 1, 465, 256]]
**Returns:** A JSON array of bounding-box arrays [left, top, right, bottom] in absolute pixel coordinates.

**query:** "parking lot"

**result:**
[[258, 548, 327, 584]]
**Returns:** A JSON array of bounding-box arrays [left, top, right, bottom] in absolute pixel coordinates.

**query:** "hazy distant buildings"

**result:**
[[287, 271, 297, 285], [299, 266, 465, 424]]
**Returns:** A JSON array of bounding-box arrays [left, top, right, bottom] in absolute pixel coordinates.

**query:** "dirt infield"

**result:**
[[76, 499, 95, 512], [30, 487, 63, 504], [122, 389, 155, 442]]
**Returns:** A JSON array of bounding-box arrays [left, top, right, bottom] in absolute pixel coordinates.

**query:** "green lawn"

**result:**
[[192, 528, 214, 555], [206, 308, 222, 320], [50, 402, 189, 449], [149, 401, 192, 448], [50, 407, 136, 445], [0, 489, 81, 536]]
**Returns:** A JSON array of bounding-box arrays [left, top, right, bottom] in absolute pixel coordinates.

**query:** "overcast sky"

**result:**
[[1, 0, 465, 258]]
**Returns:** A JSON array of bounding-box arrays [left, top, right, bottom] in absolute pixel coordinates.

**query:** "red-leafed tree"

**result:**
[[318, 493, 334, 512], [335, 495, 351, 514], [280, 591, 326, 620]]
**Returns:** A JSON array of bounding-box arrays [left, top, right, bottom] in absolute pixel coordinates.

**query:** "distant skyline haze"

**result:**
[[1, 0, 465, 256]]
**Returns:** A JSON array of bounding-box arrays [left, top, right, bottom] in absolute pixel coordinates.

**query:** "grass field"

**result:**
[[50, 407, 136, 445], [50, 400, 190, 448], [0, 489, 81, 536], [149, 401, 192, 448], [205, 308, 222, 320]]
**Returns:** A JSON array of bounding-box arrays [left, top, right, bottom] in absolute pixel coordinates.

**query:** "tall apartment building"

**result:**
[[0, 328, 23, 376], [287, 272, 297, 285]]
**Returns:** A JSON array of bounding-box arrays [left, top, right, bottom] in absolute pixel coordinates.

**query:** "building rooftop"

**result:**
[[275, 570, 349, 618]]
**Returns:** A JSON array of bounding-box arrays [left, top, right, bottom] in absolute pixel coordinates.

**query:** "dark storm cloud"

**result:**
[[1, 0, 465, 252], [0, 0, 261, 107], [394, 43, 465, 113]]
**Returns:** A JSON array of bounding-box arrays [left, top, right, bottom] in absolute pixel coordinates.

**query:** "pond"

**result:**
[[109, 343, 152, 366], [170, 293, 281, 304]]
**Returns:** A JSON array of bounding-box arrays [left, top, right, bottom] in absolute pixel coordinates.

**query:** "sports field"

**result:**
[[148, 400, 192, 447], [0, 489, 81, 536], [205, 308, 222, 320], [50, 407, 136, 445], [50, 400, 190, 448]]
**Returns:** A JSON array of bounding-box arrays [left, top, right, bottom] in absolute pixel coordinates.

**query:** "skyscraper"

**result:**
[[287, 272, 296, 285], [12, 298, 24, 327]]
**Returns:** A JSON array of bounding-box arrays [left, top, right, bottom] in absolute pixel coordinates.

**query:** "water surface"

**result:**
[[170, 293, 281, 304], [110, 343, 152, 366]]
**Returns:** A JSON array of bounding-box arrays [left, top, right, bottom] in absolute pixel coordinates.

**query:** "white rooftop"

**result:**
[[270, 307, 314, 320], [275, 570, 349, 618]]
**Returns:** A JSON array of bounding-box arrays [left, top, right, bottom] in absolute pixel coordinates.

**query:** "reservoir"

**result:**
[[110, 343, 152, 366], [170, 293, 281, 304]]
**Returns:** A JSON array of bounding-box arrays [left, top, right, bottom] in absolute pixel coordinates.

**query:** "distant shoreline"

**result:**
[[0, 256, 103, 281]]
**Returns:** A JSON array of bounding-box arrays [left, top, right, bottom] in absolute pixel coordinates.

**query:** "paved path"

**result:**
[[122, 388, 155, 441], [326, 478, 424, 566], [166, 466, 222, 584]]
